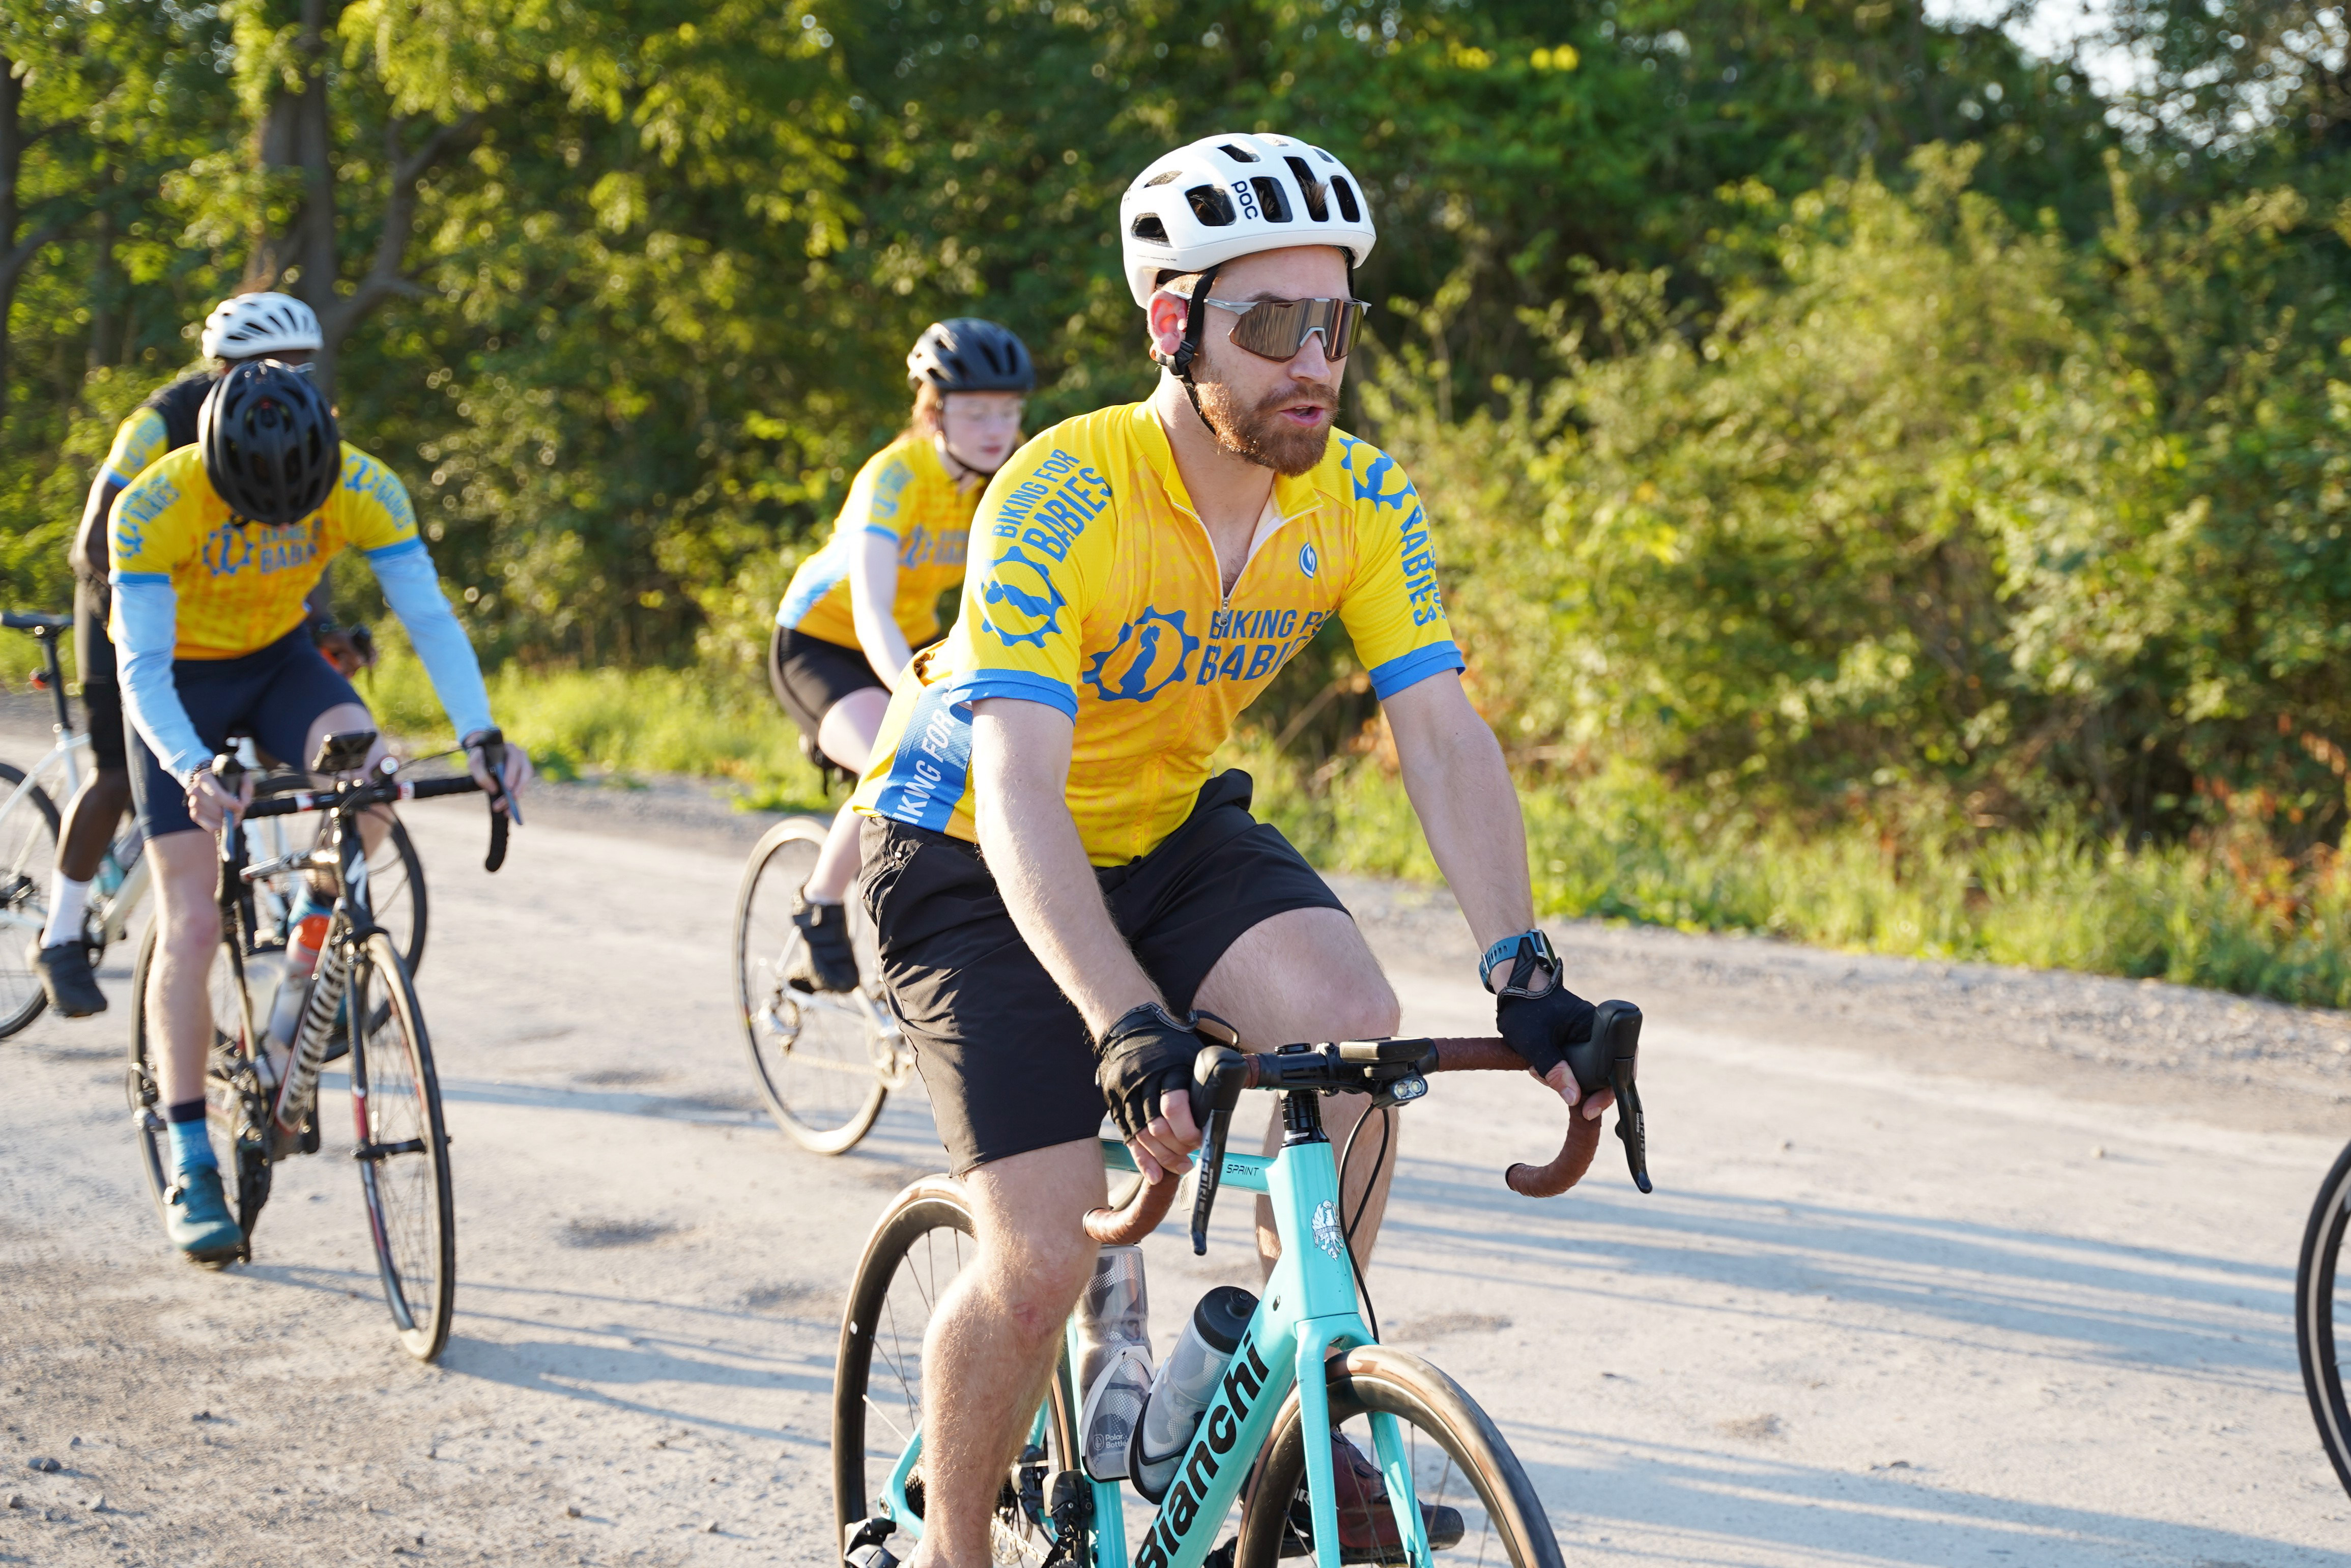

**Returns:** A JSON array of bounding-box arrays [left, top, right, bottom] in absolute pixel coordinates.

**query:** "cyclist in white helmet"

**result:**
[[35, 293, 371, 1018], [842, 133, 1611, 1566]]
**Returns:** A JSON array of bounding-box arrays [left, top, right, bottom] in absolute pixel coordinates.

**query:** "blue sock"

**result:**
[[165, 1101, 216, 1176]]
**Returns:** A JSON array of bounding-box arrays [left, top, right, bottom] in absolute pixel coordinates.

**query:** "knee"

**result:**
[[992, 1236, 1096, 1344], [162, 900, 221, 953], [1319, 977, 1401, 1042]]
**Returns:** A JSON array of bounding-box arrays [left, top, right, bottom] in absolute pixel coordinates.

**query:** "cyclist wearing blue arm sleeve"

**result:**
[[367, 540, 494, 743], [114, 578, 213, 782]]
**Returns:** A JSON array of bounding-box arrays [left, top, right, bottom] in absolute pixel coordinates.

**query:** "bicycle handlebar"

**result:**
[[1, 610, 70, 633], [224, 738, 515, 875], [1083, 1001, 1650, 1248]]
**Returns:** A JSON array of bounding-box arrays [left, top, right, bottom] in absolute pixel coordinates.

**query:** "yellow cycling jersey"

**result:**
[[851, 401, 1463, 865], [100, 406, 175, 491], [776, 433, 975, 653], [109, 442, 421, 660]]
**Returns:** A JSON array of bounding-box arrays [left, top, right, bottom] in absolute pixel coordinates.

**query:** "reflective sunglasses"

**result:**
[[1199, 295, 1369, 362]]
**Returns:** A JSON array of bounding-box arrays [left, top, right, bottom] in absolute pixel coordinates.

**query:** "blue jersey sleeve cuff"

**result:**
[[1367, 641, 1465, 701], [109, 571, 170, 585], [954, 669, 1078, 720], [362, 536, 428, 562], [102, 466, 141, 490], [862, 525, 900, 541]]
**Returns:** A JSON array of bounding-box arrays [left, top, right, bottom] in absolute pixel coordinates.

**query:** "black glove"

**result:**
[[1487, 931, 1598, 1088], [1094, 1003, 1219, 1143]]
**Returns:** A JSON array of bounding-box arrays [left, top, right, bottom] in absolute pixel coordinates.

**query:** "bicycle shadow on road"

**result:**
[[1509, 1430, 2332, 1567]]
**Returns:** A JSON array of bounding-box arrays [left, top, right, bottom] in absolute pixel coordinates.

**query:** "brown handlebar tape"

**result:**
[[1079, 1036, 1598, 1243]]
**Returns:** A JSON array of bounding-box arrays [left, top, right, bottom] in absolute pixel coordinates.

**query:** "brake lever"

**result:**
[[1590, 1000, 1651, 1193], [210, 751, 248, 863], [1187, 1043, 1248, 1255], [473, 728, 514, 872]]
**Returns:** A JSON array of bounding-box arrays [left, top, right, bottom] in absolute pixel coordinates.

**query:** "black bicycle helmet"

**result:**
[[198, 359, 340, 526], [907, 318, 1036, 393]]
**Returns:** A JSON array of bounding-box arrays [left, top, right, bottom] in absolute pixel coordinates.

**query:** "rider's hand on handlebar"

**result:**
[[462, 730, 534, 816], [1095, 1002, 1215, 1185], [186, 765, 254, 833], [1540, 1061, 1615, 1123]]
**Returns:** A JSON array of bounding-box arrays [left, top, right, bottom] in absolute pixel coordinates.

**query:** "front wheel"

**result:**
[[0, 762, 62, 1038], [348, 933, 456, 1361], [735, 816, 888, 1154], [1240, 1345, 1564, 1568], [834, 1176, 1080, 1563], [2298, 1137, 2351, 1498]]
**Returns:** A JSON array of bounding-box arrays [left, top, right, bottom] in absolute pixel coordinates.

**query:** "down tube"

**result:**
[[1125, 1313, 1302, 1568]]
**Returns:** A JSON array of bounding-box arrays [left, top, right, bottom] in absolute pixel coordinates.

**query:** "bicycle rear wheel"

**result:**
[[348, 931, 456, 1360], [1240, 1345, 1564, 1568], [125, 920, 270, 1252], [0, 763, 61, 1037], [2298, 1137, 2351, 1497], [833, 1176, 1079, 1563], [736, 816, 887, 1153]]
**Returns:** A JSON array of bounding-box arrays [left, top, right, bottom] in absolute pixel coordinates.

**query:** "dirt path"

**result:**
[[2, 719, 2346, 1565]]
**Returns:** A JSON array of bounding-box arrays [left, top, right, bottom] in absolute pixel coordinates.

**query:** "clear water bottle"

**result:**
[[242, 949, 289, 1089], [1073, 1244, 1153, 1480], [1130, 1285, 1259, 1501], [265, 913, 332, 1055]]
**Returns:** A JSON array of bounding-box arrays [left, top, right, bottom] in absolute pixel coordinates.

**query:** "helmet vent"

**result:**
[[1250, 177, 1292, 222], [1314, 147, 1337, 163], [1185, 185, 1238, 226], [1142, 169, 1182, 187], [1283, 158, 1330, 221], [1217, 142, 1260, 162], [1130, 213, 1170, 244], [1330, 176, 1361, 224]]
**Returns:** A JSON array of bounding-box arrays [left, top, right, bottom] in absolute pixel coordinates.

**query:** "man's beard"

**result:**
[[1193, 367, 1338, 477]]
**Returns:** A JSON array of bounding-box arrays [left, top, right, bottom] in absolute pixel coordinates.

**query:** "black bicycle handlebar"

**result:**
[[1, 610, 70, 633], [223, 751, 512, 874]]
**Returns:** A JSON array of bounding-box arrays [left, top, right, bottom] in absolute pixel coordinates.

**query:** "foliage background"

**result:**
[[5, 0, 2348, 1001]]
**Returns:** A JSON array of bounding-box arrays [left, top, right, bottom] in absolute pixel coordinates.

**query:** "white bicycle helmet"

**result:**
[[1118, 132, 1377, 308], [200, 292, 324, 361]]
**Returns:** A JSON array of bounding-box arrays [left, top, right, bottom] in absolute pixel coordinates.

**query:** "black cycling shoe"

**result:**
[[787, 894, 860, 994], [1280, 1433, 1467, 1561], [33, 939, 107, 1017]]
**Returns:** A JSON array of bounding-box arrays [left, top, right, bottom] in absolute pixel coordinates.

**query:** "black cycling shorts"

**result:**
[[769, 625, 885, 741], [857, 769, 1347, 1174], [127, 625, 363, 839], [73, 577, 125, 773]]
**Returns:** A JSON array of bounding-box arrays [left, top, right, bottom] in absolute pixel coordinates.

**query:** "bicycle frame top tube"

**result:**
[[880, 1093, 1401, 1568]]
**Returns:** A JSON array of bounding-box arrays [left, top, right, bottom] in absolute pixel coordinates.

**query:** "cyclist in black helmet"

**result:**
[[35, 294, 374, 1020], [767, 318, 1034, 993], [110, 359, 531, 1264]]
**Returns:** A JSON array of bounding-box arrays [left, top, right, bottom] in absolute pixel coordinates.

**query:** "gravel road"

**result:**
[[2, 709, 2347, 1566]]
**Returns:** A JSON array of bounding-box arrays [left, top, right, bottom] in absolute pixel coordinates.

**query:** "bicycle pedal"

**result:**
[[842, 1515, 898, 1568]]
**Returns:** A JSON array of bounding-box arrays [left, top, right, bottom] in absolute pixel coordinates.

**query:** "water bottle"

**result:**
[[93, 850, 124, 899], [1073, 1244, 1153, 1480], [264, 913, 332, 1059], [242, 949, 289, 1089], [1129, 1286, 1259, 1502]]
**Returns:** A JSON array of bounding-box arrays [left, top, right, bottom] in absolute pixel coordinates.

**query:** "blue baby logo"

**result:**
[[981, 545, 1067, 648], [1299, 543, 1318, 579], [1083, 607, 1199, 702]]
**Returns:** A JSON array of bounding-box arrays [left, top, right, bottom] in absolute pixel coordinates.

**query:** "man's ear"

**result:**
[[1146, 290, 1190, 364]]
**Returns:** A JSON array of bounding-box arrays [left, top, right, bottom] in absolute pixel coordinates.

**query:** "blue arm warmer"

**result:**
[[368, 541, 495, 742], [112, 577, 211, 782]]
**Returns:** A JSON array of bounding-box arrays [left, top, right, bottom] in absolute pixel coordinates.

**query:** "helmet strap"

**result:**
[[1151, 264, 1222, 431]]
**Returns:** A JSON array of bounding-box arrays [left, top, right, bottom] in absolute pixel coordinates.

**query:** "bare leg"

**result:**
[[903, 1138, 1107, 1568], [1190, 906, 1403, 1277], [147, 830, 225, 1108], [299, 704, 395, 898], [55, 767, 132, 882], [804, 687, 889, 904]]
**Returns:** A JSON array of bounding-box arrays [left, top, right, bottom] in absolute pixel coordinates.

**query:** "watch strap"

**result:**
[[1480, 929, 1559, 996]]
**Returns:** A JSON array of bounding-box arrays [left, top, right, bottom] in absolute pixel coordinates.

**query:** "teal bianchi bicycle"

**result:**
[[834, 1003, 1652, 1568]]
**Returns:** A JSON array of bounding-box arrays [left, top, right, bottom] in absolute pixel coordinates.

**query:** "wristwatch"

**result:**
[[1479, 929, 1559, 997]]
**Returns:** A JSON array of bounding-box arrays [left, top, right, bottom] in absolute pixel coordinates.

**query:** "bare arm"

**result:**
[[848, 532, 916, 690], [1384, 672, 1534, 951], [970, 697, 1159, 1033]]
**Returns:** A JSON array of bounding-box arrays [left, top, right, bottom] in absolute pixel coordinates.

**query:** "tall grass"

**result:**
[[360, 653, 2351, 1010]]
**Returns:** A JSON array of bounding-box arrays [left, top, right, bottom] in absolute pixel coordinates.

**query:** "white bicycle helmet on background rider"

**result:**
[[200, 292, 325, 361], [1117, 132, 1378, 308]]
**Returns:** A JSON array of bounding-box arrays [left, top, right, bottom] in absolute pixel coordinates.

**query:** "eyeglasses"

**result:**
[[1198, 295, 1369, 362]]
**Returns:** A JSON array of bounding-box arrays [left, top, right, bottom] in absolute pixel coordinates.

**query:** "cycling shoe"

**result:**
[[164, 1166, 243, 1264], [787, 894, 860, 993], [1280, 1432, 1466, 1561], [33, 939, 106, 1017]]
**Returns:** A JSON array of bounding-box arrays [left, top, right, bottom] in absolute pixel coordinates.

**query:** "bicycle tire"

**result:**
[[1239, 1345, 1564, 1568], [125, 918, 270, 1256], [349, 931, 457, 1361], [2299, 1137, 2351, 1497], [0, 761, 61, 1037], [834, 1176, 1080, 1563], [736, 816, 888, 1154]]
